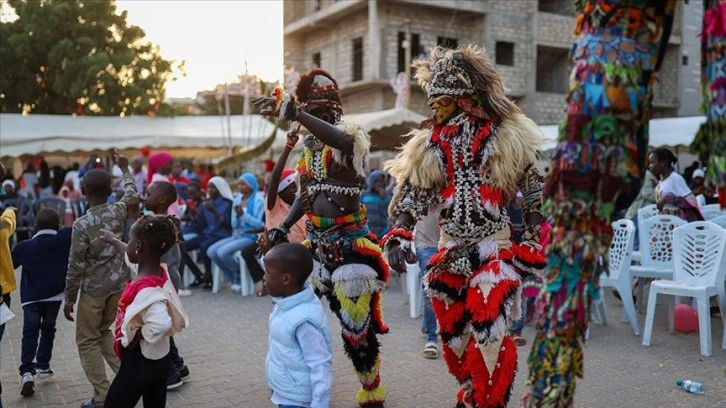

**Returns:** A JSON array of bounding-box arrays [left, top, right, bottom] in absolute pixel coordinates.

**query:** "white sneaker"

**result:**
[[230, 284, 241, 293], [35, 367, 54, 380], [177, 289, 192, 297], [20, 372, 34, 396]]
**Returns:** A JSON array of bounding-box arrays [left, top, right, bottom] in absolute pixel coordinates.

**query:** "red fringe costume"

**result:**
[[384, 46, 547, 408]]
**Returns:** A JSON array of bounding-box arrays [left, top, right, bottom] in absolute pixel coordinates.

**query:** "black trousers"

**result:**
[[105, 346, 170, 408]]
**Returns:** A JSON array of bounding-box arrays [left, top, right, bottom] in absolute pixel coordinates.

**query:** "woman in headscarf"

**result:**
[[181, 176, 234, 288], [146, 151, 180, 217], [207, 173, 265, 294], [360, 170, 392, 239]]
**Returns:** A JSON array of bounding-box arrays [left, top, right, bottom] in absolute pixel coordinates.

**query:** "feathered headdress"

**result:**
[[295, 68, 343, 121], [413, 45, 521, 120]]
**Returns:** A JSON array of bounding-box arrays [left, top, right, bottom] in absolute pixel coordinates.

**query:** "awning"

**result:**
[[538, 116, 706, 151], [0, 113, 288, 158]]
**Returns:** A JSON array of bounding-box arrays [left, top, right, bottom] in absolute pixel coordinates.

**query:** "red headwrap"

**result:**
[[147, 151, 173, 185]]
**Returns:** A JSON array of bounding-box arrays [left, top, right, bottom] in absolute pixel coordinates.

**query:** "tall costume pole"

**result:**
[[692, 0, 726, 208], [253, 69, 389, 408], [525, 1, 675, 406], [384, 45, 547, 408]]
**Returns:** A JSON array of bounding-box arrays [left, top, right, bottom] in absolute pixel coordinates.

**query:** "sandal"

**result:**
[[423, 342, 439, 359], [255, 281, 268, 297]]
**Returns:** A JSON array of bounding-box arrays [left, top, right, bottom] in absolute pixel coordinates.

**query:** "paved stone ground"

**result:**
[[1, 269, 724, 408]]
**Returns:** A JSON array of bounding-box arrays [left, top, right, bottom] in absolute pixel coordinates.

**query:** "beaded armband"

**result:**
[[389, 183, 438, 222], [521, 222, 542, 250]]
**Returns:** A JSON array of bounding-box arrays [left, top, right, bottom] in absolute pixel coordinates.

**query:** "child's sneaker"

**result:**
[[178, 288, 193, 297], [20, 372, 35, 396], [166, 369, 183, 390], [35, 367, 54, 380], [176, 364, 190, 381]]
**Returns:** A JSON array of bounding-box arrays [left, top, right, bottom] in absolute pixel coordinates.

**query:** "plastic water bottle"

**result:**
[[676, 379, 705, 394]]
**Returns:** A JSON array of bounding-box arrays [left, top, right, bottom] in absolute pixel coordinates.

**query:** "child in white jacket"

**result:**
[[100, 215, 188, 407]]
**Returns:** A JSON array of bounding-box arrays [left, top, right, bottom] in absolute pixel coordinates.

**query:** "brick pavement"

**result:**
[[1, 269, 724, 408]]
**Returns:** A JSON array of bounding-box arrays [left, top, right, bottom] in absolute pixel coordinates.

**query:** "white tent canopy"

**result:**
[[0, 113, 287, 158], [538, 115, 706, 151]]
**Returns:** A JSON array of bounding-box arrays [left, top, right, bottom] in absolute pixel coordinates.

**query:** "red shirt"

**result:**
[[113, 269, 168, 358]]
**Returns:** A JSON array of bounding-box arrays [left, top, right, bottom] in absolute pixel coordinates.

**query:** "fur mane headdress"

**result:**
[[413, 45, 521, 120], [295, 68, 343, 120]]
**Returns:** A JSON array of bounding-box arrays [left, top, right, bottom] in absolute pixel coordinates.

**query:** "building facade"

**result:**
[[283, 0, 701, 125]]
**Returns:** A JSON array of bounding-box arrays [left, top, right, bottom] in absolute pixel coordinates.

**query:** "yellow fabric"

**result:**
[[0, 209, 17, 295], [356, 385, 387, 404], [334, 284, 372, 325]]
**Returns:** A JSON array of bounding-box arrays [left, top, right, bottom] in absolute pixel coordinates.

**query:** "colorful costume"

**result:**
[[383, 45, 546, 408], [692, 0, 726, 208], [285, 71, 389, 407], [527, 1, 676, 406]]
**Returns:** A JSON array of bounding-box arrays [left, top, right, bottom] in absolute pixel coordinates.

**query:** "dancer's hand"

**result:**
[[251, 95, 278, 116], [387, 244, 408, 273]]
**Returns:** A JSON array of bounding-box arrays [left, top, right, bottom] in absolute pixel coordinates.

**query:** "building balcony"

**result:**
[[285, 0, 367, 37]]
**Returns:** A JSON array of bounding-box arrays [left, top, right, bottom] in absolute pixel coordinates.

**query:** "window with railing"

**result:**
[[398, 32, 422, 74]]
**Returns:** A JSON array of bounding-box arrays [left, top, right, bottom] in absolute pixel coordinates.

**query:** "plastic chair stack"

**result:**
[[630, 215, 686, 312], [642, 221, 726, 356], [599, 219, 640, 335]]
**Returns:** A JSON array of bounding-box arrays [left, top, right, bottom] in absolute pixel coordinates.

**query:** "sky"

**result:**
[[116, 0, 283, 99]]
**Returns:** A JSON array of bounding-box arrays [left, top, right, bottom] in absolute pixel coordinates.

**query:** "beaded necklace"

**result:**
[[297, 135, 363, 213], [429, 114, 509, 240]]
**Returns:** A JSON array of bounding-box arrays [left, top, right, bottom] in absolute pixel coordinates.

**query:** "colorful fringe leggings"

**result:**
[[425, 239, 533, 408], [305, 212, 390, 407]]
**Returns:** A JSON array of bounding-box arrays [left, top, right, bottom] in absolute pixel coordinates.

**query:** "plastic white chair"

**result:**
[[233, 251, 255, 296], [637, 204, 658, 222], [406, 261, 422, 318], [701, 208, 724, 220], [599, 219, 639, 335], [696, 194, 706, 208], [642, 222, 726, 356], [710, 215, 726, 229], [703, 204, 722, 212], [184, 249, 199, 287], [632, 204, 659, 263], [630, 215, 686, 311]]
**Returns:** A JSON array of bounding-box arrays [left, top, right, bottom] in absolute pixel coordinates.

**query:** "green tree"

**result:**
[[0, 0, 181, 115]]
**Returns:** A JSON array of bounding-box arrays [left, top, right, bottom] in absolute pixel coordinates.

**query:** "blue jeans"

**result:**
[[418, 246, 438, 343], [19, 301, 61, 375], [279, 405, 306, 408], [207, 236, 256, 285], [508, 294, 528, 335]]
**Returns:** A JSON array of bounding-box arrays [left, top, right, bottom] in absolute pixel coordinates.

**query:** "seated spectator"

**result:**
[[1, 179, 19, 201], [181, 176, 233, 289], [360, 170, 391, 239], [207, 173, 265, 293], [690, 168, 706, 197], [169, 160, 190, 201]]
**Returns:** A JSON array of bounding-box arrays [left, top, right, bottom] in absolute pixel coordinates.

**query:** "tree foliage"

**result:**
[[0, 0, 181, 116]]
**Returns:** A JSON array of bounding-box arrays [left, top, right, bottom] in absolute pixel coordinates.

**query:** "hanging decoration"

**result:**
[[691, 0, 726, 208], [525, 1, 676, 406]]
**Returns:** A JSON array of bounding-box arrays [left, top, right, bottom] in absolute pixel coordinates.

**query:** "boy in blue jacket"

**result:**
[[11, 208, 71, 397], [264, 243, 333, 408]]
